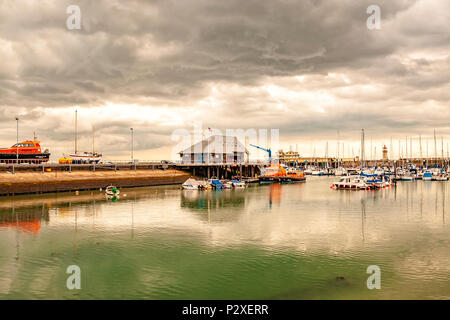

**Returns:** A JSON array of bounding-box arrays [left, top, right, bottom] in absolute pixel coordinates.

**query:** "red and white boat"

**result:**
[[68, 151, 102, 164]]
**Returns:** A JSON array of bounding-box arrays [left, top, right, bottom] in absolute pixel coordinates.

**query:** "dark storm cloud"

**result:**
[[0, 0, 448, 157], [0, 0, 428, 104]]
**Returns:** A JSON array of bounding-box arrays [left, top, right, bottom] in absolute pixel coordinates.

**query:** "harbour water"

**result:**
[[0, 177, 449, 299]]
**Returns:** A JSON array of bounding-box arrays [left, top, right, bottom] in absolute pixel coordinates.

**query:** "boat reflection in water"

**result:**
[[180, 182, 289, 216], [0, 205, 49, 234]]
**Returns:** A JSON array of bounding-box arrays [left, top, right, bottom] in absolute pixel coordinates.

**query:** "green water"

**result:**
[[0, 177, 449, 299]]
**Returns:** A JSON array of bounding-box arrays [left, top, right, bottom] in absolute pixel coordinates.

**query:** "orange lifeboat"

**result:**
[[0, 140, 50, 163]]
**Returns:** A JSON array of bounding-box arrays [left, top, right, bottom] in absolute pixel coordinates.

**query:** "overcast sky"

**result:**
[[0, 0, 449, 160]]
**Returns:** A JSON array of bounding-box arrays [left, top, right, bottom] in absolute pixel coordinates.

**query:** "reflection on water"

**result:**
[[0, 179, 449, 299]]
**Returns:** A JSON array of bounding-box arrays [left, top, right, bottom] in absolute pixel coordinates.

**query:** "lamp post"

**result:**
[[130, 128, 134, 163], [15, 117, 19, 164]]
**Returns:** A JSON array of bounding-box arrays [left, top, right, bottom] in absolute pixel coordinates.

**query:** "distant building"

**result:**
[[179, 135, 249, 164], [278, 150, 300, 163], [382, 145, 388, 160], [278, 149, 359, 166]]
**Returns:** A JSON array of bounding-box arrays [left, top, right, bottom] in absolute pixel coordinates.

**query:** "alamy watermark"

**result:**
[[66, 5, 81, 30], [66, 265, 81, 290], [366, 5, 381, 30], [366, 265, 381, 289]]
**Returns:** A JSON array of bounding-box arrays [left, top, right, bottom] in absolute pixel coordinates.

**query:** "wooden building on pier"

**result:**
[[179, 135, 249, 164]]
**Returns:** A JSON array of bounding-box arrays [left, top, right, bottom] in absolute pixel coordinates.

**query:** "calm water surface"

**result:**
[[0, 177, 449, 299]]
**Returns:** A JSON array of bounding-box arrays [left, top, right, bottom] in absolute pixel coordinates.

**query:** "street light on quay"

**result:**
[[15, 117, 19, 164], [130, 128, 134, 163]]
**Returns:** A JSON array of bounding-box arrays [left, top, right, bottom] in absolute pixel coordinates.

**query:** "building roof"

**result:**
[[179, 135, 249, 155]]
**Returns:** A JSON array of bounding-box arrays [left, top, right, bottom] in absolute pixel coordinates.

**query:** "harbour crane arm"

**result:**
[[250, 144, 272, 163]]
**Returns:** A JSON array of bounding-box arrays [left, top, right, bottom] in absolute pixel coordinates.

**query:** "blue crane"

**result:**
[[250, 144, 272, 163]]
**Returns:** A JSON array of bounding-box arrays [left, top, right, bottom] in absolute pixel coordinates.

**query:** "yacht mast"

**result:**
[[360, 129, 365, 168], [337, 130, 340, 167], [434, 129, 437, 162], [410, 136, 412, 159], [419, 134, 422, 160], [74, 109, 78, 154], [92, 125, 95, 154]]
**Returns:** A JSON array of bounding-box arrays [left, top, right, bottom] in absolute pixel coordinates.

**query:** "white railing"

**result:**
[[0, 159, 274, 166]]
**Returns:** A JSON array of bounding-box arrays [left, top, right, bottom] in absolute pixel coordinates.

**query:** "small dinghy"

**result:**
[[226, 179, 246, 189], [209, 179, 228, 190], [105, 185, 120, 197]]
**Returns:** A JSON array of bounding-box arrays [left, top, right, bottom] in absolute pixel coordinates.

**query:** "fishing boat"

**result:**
[[435, 173, 449, 181], [69, 151, 103, 164], [226, 179, 246, 188], [399, 174, 415, 181], [311, 169, 325, 176], [364, 174, 393, 189], [208, 179, 228, 190], [280, 169, 306, 183], [182, 178, 210, 190], [0, 140, 50, 163], [258, 164, 286, 184], [423, 170, 433, 181], [331, 176, 370, 190]]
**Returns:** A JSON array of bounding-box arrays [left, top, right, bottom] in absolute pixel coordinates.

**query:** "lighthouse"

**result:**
[[382, 145, 388, 161]]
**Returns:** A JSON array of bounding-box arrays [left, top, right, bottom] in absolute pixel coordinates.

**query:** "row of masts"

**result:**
[[361, 129, 448, 164], [287, 129, 449, 162]]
